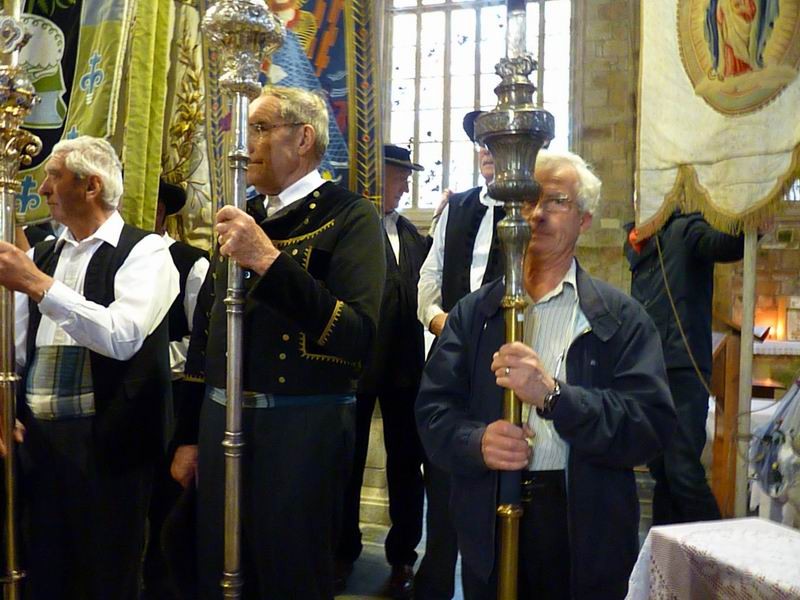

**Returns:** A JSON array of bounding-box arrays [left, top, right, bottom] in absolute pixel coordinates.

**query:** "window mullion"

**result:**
[[413, 5, 423, 209], [442, 8, 452, 193], [537, 0, 546, 108]]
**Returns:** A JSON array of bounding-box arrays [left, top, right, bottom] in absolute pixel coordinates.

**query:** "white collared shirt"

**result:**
[[417, 184, 502, 328], [383, 210, 400, 263], [15, 211, 179, 367], [522, 259, 590, 471], [261, 169, 326, 216], [163, 233, 210, 377]]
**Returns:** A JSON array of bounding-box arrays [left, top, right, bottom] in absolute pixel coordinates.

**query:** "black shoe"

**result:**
[[386, 564, 414, 600], [334, 560, 353, 595]]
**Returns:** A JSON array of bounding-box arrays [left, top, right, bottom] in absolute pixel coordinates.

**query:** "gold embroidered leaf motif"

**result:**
[[272, 219, 335, 248]]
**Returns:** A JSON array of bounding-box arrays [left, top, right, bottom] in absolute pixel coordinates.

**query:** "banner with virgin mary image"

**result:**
[[636, 0, 800, 235]]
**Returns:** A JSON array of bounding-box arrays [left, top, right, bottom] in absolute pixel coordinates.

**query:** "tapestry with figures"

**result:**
[[202, 0, 383, 220]]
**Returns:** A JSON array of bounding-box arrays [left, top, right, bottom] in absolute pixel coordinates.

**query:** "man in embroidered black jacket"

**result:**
[[0, 136, 178, 600], [416, 150, 675, 600], [170, 86, 385, 599]]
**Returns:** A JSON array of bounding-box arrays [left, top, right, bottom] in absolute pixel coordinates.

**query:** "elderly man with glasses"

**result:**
[[415, 150, 676, 600], [170, 85, 385, 599]]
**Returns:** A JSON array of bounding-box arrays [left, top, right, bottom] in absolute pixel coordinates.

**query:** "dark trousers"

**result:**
[[197, 399, 355, 600], [20, 417, 153, 600], [338, 389, 424, 567], [461, 471, 571, 600], [143, 379, 183, 599], [414, 461, 459, 600], [649, 368, 721, 525]]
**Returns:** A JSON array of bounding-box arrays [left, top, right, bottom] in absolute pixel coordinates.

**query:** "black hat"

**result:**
[[159, 180, 187, 215], [384, 144, 424, 172], [462, 110, 486, 143]]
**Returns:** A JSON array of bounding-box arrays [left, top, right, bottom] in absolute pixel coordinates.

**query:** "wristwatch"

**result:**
[[537, 380, 561, 417]]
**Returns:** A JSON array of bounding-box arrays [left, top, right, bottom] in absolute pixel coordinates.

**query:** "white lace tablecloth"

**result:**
[[626, 518, 800, 599]]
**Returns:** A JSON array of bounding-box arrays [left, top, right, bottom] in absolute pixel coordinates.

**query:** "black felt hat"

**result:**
[[159, 180, 187, 215], [462, 110, 486, 143], [384, 144, 424, 172]]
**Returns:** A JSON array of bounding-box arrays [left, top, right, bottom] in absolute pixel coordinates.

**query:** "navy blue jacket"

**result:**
[[415, 265, 675, 599], [624, 211, 744, 375]]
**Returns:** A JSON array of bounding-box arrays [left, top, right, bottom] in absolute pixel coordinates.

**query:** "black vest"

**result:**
[[25, 225, 171, 470], [441, 187, 505, 312], [167, 241, 208, 342]]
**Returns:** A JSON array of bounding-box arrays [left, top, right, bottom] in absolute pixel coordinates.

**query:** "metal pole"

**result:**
[[0, 2, 41, 598], [474, 1, 553, 597], [201, 2, 283, 597], [735, 228, 757, 517]]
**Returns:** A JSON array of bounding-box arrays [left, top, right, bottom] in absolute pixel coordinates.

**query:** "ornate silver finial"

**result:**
[[202, 0, 284, 99]]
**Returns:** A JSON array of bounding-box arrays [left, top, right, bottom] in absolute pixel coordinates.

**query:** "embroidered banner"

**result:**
[[17, 0, 133, 224], [637, 0, 800, 235]]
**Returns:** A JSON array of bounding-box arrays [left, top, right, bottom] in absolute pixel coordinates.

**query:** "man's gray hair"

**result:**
[[261, 85, 329, 161], [51, 136, 124, 210], [535, 149, 602, 214]]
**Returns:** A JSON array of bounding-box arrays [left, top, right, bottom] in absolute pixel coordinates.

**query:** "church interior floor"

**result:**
[[338, 472, 656, 599], [336, 523, 464, 600]]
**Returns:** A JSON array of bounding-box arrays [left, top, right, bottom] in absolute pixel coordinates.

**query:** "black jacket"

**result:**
[[624, 211, 744, 375], [358, 213, 427, 393], [175, 182, 385, 444], [415, 265, 675, 599]]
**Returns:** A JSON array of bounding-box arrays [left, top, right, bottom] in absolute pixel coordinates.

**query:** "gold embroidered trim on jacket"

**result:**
[[299, 332, 359, 368], [184, 374, 205, 383], [273, 220, 335, 248], [318, 300, 344, 346]]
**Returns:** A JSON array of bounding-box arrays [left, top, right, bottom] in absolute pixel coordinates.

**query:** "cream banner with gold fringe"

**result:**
[[637, 0, 800, 236]]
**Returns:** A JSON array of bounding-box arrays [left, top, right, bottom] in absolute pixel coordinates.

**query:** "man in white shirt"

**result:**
[[415, 110, 501, 600], [0, 136, 178, 600]]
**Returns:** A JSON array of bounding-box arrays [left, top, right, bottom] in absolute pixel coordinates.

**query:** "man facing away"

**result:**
[[336, 144, 428, 599], [170, 85, 386, 599], [625, 209, 746, 525], [416, 150, 676, 600], [0, 136, 178, 600]]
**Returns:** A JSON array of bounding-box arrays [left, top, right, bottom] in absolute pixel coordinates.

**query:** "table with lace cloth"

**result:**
[[626, 518, 800, 599]]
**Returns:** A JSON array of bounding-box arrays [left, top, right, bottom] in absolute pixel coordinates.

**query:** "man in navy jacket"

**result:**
[[416, 150, 675, 599]]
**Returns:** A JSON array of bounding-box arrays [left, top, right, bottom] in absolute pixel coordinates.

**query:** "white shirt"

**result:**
[[383, 211, 400, 263], [522, 259, 590, 471], [163, 233, 210, 378], [15, 211, 179, 368], [262, 169, 326, 216], [417, 185, 502, 329]]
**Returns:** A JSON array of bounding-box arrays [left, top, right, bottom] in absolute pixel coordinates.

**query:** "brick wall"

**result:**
[[571, 0, 640, 292], [716, 215, 800, 338]]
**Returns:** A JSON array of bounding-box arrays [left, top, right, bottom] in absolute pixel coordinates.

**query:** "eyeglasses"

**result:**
[[248, 122, 305, 137], [473, 141, 488, 152], [524, 193, 575, 213]]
